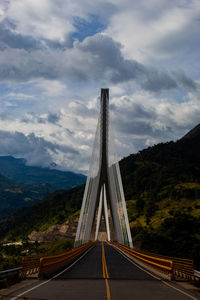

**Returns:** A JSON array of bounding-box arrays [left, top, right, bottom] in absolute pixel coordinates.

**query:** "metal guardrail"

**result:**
[[134, 248, 194, 281], [0, 267, 22, 288], [172, 257, 194, 280], [110, 242, 195, 281], [194, 270, 200, 281], [20, 256, 41, 278], [109, 242, 174, 278], [0, 267, 22, 276], [39, 242, 95, 276], [19, 242, 96, 279]]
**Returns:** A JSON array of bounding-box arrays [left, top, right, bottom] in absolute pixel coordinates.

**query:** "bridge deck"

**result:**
[[9, 242, 199, 300]]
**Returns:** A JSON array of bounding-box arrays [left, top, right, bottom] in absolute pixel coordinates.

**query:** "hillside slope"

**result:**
[[1, 125, 200, 267], [0, 156, 86, 216], [0, 173, 52, 217]]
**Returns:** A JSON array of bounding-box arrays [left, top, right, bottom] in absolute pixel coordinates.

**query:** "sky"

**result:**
[[0, 0, 200, 174]]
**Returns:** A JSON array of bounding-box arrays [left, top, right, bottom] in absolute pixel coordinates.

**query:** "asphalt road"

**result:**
[[9, 242, 199, 300]]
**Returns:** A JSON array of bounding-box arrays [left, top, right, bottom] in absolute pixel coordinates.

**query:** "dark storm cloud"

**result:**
[[111, 100, 155, 120], [69, 100, 98, 117], [116, 118, 171, 138], [0, 130, 79, 167], [78, 34, 145, 83], [0, 22, 41, 50], [111, 100, 173, 142], [0, 33, 196, 92], [21, 112, 62, 125], [47, 112, 62, 124], [173, 70, 196, 90], [141, 70, 178, 92]]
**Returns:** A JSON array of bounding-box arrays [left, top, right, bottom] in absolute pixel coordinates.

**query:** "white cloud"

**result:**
[[2, 0, 111, 43], [5, 0, 75, 42], [0, 0, 199, 174], [36, 80, 68, 98], [106, 0, 200, 62]]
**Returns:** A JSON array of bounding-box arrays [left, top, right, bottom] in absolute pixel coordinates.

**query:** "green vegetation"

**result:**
[[0, 240, 73, 271], [1, 125, 200, 268], [0, 186, 84, 241], [120, 134, 200, 268], [0, 156, 86, 217], [0, 173, 53, 218]]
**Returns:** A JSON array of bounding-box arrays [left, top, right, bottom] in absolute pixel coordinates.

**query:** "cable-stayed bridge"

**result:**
[[1, 89, 199, 300], [75, 88, 132, 247]]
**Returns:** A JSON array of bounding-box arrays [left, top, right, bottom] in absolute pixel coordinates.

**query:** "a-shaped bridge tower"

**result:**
[[75, 89, 133, 248]]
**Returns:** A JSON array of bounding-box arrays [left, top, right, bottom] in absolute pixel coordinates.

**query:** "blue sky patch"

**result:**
[[72, 15, 106, 41]]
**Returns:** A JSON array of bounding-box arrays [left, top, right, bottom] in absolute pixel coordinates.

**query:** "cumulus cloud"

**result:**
[[0, 0, 199, 173], [109, 86, 200, 156], [0, 34, 196, 93], [0, 130, 79, 168], [21, 112, 62, 125], [106, 0, 200, 63]]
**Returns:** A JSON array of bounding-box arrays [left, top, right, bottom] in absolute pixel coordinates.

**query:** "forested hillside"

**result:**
[[0, 156, 86, 216], [1, 125, 200, 267], [0, 173, 52, 217], [121, 132, 200, 267]]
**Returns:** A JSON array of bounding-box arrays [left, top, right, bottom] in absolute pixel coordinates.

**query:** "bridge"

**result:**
[[0, 89, 199, 299]]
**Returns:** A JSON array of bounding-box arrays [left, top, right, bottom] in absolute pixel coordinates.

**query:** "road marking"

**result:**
[[162, 281, 199, 300], [102, 242, 111, 300], [102, 242, 109, 279], [102, 242, 106, 278], [110, 243, 199, 300], [110, 243, 161, 280], [10, 245, 95, 300], [105, 279, 111, 300]]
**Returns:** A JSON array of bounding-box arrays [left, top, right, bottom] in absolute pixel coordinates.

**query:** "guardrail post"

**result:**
[[170, 264, 175, 281]]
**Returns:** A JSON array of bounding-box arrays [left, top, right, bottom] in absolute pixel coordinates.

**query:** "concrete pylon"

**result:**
[[75, 89, 133, 248]]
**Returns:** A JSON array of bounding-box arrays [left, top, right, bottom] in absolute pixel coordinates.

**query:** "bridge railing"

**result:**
[[39, 241, 95, 278], [109, 242, 195, 281], [20, 256, 41, 278], [20, 242, 95, 279], [0, 267, 22, 289], [109, 242, 173, 278], [133, 248, 194, 281]]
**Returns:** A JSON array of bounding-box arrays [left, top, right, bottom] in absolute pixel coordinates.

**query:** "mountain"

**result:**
[[0, 173, 53, 217], [0, 156, 86, 190], [0, 186, 84, 241], [181, 123, 200, 140], [0, 156, 86, 217], [1, 124, 200, 267]]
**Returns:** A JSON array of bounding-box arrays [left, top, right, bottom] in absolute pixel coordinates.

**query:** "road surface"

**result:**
[[9, 242, 199, 300]]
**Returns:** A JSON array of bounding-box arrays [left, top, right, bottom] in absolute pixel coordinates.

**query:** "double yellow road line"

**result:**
[[102, 242, 111, 300]]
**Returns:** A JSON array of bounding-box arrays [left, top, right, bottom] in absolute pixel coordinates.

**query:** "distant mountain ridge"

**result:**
[[0, 156, 86, 190], [0, 156, 86, 216]]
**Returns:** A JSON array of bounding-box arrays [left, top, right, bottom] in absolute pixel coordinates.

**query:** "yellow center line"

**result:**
[[105, 279, 111, 300], [102, 242, 109, 278], [102, 242, 106, 278], [102, 242, 111, 300]]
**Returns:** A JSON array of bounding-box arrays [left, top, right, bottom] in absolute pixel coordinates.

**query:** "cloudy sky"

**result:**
[[0, 0, 200, 174]]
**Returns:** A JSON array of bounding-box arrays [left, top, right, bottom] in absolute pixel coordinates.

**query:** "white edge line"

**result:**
[[10, 245, 95, 300], [109, 243, 161, 280], [110, 244, 199, 300], [162, 281, 199, 300]]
